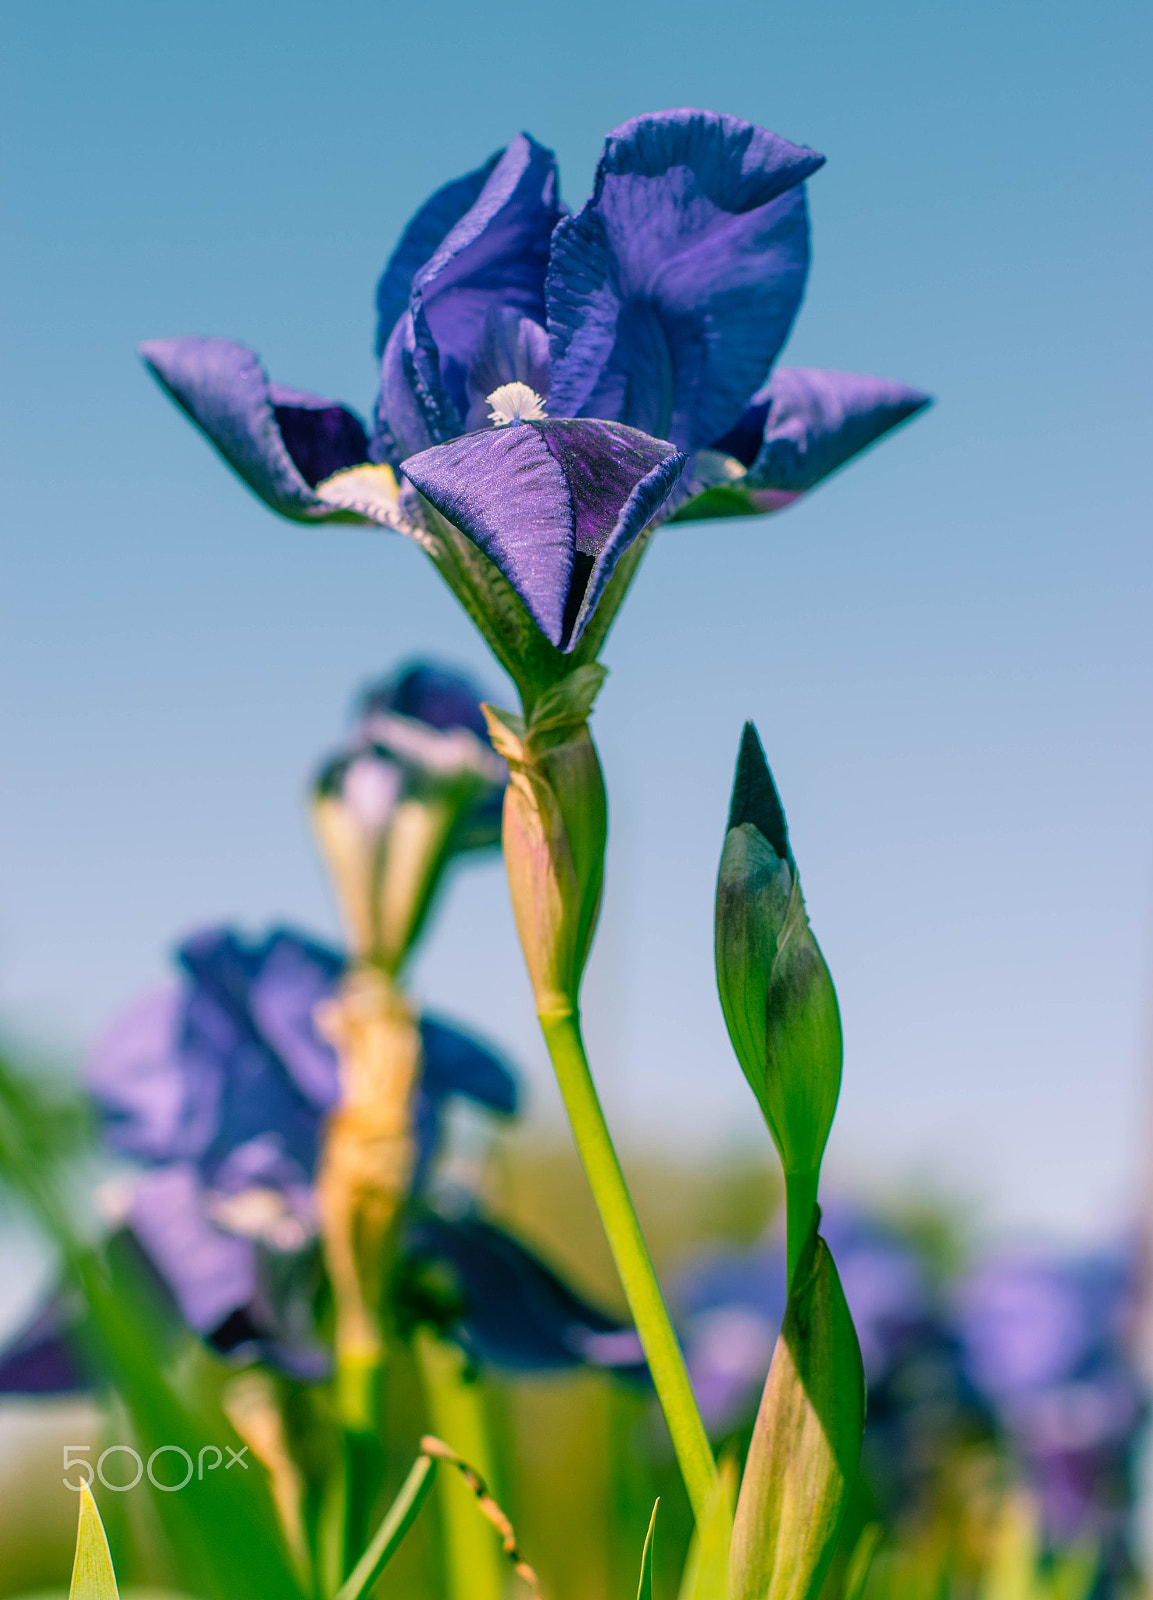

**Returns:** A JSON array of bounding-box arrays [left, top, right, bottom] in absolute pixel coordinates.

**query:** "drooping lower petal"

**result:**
[[0, 1299, 88, 1395], [402, 1213, 647, 1375], [140, 338, 382, 522], [718, 367, 931, 492], [128, 1165, 257, 1334], [420, 1015, 517, 1116], [402, 416, 684, 649], [547, 110, 823, 452], [411, 1015, 518, 1189]]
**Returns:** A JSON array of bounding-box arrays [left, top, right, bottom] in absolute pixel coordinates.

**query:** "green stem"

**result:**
[[785, 1168, 820, 1294], [414, 1330, 505, 1600], [538, 1008, 718, 1523], [325, 1350, 386, 1591]]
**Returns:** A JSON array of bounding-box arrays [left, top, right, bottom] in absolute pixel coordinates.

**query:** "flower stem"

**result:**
[[785, 1168, 820, 1295], [538, 1007, 718, 1523], [414, 1330, 504, 1600]]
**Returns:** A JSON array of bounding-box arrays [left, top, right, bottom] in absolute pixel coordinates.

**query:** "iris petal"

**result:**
[[359, 660, 495, 741], [141, 337, 374, 520], [412, 1015, 518, 1189], [375, 152, 503, 358], [377, 135, 561, 459], [402, 418, 684, 649], [547, 109, 824, 452], [420, 1015, 517, 1115], [404, 1213, 646, 1374], [722, 367, 931, 492], [128, 1164, 256, 1334], [0, 1300, 87, 1395]]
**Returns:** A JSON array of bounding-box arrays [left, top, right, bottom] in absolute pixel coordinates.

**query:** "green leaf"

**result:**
[[843, 1524, 882, 1600], [729, 1225, 865, 1600], [980, 1491, 1040, 1600], [1043, 1542, 1098, 1600], [637, 1500, 660, 1600], [69, 1485, 119, 1600], [334, 1454, 437, 1600], [678, 1459, 737, 1600], [75, 1252, 308, 1600], [524, 663, 608, 744], [668, 483, 766, 523]]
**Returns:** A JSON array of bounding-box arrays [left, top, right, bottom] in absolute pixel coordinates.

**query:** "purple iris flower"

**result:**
[[0, 1298, 89, 1396], [316, 658, 506, 862], [674, 1205, 966, 1512], [956, 1247, 1147, 1552], [1, 921, 643, 1390], [400, 1213, 645, 1378], [141, 109, 928, 654], [84, 924, 517, 1370]]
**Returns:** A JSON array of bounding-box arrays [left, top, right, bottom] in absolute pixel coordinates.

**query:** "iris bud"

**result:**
[[310, 672, 505, 974], [483, 665, 608, 1016], [715, 724, 842, 1183]]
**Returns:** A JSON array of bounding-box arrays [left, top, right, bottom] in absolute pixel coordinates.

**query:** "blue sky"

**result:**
[[2, 0, 1151, 1242]]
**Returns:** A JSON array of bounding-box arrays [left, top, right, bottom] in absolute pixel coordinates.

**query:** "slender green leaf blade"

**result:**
[[729, 1226, 865, 1600], [980, 1491, 1039, 1600], [334, 1453, 437, 1600], [843, 1524, 882, 1600], [637, 1500, 660, 1600], [1044, 1542, 1099, 1600], [69, 1484, 119, 1600]]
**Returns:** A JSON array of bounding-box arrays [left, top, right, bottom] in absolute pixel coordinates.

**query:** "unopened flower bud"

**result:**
[[310, 662, 506, 972], [483, 666, 608, 1016], [715, 723, 842, 1182]]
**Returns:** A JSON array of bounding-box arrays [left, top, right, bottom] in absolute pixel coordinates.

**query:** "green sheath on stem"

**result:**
[[540, 1007, 718, 1523], [414, 1330, 504, 1600]]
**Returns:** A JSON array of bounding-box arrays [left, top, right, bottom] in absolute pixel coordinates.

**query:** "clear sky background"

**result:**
[[2, 0, 1151, 1246]]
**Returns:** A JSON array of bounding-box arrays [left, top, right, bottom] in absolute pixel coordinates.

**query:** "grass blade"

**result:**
[[637, 1500, 659, 1600], [69, 1484, 120, 1600], [334, 1454, 437, 1600]]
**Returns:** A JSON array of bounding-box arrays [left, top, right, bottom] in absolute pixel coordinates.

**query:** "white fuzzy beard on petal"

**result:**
[[487, 381, 548, 426]]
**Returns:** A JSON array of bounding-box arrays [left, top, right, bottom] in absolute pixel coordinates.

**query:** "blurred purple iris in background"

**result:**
[[316, 658, 505, 861], [675, 1206, 974, 1515], [311, 659, 507, 966], [141, 108, 928, 652], [0, 921, 644, 1390], [956, 1247, 1146, 1559], [84, 924, 516, 1372]]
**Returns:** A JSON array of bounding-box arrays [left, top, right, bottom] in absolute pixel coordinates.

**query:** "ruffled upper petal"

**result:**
[[177, 928, 335, 1181], [402, 416, 684, 649], [245, 930, 343, 1110], [86, 986, 200, 1162], [375, 152, 503, 357], [141, 338, 375, 521], [376, 135, 561, 459], [546, 110, 824, 452], [357, 660, 495, 742], [716, 367, 931, 491]]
